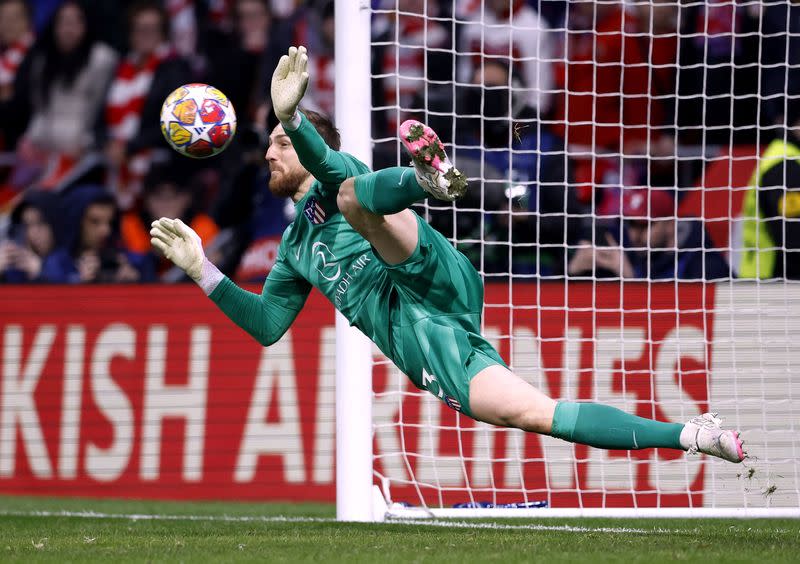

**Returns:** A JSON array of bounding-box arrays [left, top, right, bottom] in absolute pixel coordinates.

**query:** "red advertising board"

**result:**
[[0, 283, 714, 507]]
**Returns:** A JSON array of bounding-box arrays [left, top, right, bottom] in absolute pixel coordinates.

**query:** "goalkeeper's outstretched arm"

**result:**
[[271, 45, 357, 185], [150, 218, 310, 347]]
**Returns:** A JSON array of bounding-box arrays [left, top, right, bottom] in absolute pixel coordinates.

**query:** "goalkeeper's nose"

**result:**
[[265, 143, 278, 163]]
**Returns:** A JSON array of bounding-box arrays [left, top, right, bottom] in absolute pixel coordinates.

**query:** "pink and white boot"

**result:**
[[680, 412, 746, 463], [399, 119, 468, 201]]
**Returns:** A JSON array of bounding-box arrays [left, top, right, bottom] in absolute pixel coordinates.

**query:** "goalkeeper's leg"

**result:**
[[468, 364, 746, 463], [337, 120, 466, 265]]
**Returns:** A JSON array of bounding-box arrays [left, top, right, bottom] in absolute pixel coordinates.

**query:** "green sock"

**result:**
[[353, 166, 427, 215], [550, 401, 684, 450]]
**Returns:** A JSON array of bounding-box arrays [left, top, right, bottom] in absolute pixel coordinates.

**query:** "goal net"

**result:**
[[333, 0, 800, 519]]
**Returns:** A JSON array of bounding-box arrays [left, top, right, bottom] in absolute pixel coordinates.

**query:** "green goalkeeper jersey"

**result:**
[[208, 113, 394, 353], [207, 113, 506, 415]]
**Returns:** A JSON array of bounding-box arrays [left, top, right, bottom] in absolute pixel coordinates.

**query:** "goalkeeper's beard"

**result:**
[[269, 166, 311, 199]]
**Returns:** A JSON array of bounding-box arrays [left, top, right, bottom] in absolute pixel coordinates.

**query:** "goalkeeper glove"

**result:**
[[271, 45, 309, 126], [150, 217, 223, 294]]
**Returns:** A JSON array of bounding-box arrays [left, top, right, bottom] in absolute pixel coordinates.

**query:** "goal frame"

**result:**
[[333, 0, 800, 522]]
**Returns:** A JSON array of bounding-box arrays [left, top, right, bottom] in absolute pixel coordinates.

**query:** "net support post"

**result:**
[[334, 0, 373, 522]]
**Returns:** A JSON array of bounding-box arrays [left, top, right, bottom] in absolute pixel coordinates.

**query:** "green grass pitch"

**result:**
[[0, 496, 798, 562]]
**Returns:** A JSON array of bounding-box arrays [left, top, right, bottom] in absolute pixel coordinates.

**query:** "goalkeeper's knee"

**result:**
[[336, 178, 359, 216]]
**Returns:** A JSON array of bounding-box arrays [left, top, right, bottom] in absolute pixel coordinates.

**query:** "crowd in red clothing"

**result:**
[[0, 0, 793, 283]]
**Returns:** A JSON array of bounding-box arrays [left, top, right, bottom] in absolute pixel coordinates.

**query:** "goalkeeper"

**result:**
[[151, 46, 744, 463]]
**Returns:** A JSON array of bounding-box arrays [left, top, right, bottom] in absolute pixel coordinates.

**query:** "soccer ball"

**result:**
[[160, 83, 237, 158]]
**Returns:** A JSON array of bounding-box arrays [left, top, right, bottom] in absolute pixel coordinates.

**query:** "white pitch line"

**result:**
[[391, 519, 674, 535], [0, 510, 679, 535], [0, 511, 333, 524]]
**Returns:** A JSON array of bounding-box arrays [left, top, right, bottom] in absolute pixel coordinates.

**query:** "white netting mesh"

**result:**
[[365, 0, 800, 512]]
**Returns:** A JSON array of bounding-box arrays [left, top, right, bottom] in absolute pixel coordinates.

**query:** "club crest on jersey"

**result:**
[[303, 197, 326, 225]]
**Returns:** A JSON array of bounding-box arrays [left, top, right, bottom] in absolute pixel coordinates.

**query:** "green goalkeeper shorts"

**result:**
[[377, 212, 507, 418]]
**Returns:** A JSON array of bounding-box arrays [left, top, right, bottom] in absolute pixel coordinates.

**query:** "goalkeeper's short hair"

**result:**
[[300, 108, 341, 151]]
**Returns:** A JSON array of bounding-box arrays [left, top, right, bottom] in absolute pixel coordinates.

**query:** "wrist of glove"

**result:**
[[196, 256, 224, 295], [282, 110, 302, 131]]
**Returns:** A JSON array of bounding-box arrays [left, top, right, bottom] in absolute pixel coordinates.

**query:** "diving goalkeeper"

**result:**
[[151, 46, 745, 463]]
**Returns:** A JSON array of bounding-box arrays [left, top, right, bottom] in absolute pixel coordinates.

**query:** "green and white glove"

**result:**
[[271, 45, 309, 129], [150, 217, 223, 294]]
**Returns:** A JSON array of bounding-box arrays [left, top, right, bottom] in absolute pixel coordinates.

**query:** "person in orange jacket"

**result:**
[[122, 159, 218, 281]]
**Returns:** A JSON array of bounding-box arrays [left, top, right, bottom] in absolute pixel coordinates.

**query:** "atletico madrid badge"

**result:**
[[303, 197, 327, 225]]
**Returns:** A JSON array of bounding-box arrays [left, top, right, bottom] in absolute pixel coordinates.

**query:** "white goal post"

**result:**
[[334, 0, 800, 521], [334, 0, 374, 522]]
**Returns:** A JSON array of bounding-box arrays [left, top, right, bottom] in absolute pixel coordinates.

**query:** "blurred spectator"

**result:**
[[5, 0, 117, 192], [0, 0, 34, 103], [0, 190, 59, 282], [372, 0, 449, 132], [629, 0, 679, 187], [269, 0, 298, 20], [30, 0, 62, 34], [23, 1, 141, 55], [458, 0, 554, 117], [206, 0, 274, 143], [0, 0, 35, 156], [553, 0, 653, 153], [631, 0, 679, 104], [757, 0, 800, 138], [165, 0, 198, 59], [673, 1, 760, 146], [552, 0, 676, 214], [104, 0, 192, 209], [292, 0, 335, 118], [121, 159, 219, 281], [738, 107, 800, 280], [536, 0, 568, 29], [42, 184, 154, 283], [207, 0, 236, 31], [568, 188, 730, 280], [455, 59, 582, 276]]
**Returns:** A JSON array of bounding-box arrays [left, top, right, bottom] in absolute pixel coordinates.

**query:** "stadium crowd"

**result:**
[[0, 0, 797, 283]]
